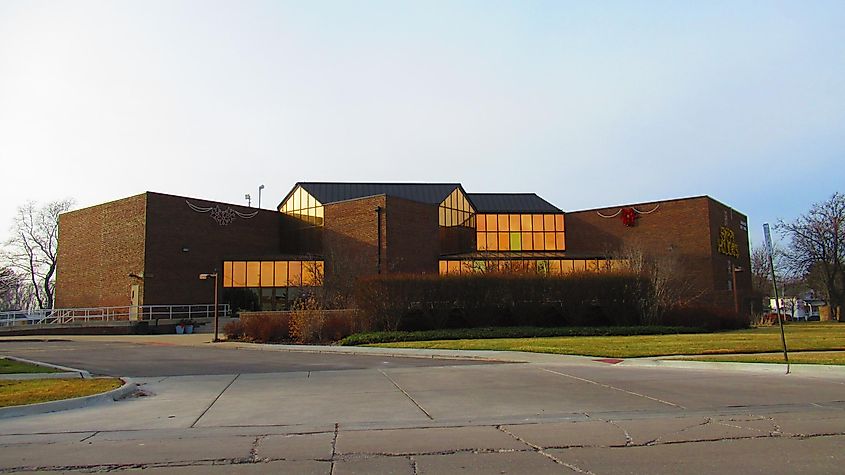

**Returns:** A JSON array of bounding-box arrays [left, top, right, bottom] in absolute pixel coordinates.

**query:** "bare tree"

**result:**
[[614, 243, 703, 324], [3, 199, 74, 310], [0, 266, 29, 311], [778, 192, 845, 320]]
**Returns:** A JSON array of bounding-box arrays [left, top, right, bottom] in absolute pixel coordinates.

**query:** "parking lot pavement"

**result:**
[[1, 340, 844, 473]]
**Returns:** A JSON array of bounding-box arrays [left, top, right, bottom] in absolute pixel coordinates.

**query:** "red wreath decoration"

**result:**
[[620, 208, 638, 227]]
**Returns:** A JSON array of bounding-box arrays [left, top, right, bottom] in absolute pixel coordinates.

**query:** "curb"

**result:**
[[621, 357, 845, 376], [0, 377, 137, 419], [218, 341, 522, 363], [2, 355, 91, 379]]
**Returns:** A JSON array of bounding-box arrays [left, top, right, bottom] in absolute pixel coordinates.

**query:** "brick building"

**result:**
[[55, 183, 752, 315]]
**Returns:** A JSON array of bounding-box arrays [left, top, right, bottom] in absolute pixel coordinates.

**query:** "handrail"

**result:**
[[0, 304, 230, 327]]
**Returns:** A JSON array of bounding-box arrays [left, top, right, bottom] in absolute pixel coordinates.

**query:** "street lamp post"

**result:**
[[199, 273, 219, 342], [731, 265, 743, 314], [258, 185, 265, 209]]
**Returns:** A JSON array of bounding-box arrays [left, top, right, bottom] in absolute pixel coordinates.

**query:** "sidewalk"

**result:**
[[3, 333, 844, 376]]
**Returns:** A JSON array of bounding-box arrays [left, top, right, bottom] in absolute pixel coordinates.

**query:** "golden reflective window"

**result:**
[[532, 215, 544, 231], [549, 260, 561, 274], [544, 232, 556, 250], [274, 261, 288, 285], [232, 262, 246, 287], [246, 262, 261, 287], [509, 214, 520, 231], [260, 261, 275, 287], [555, 232, 565, 250], [477, 233, 488, 250], [439, 261, 447, 275], [555, 214, 565, 231], [498, 214, 508, 232], [223, 261, 233, 288], [533, 233, 544, 250], [498, 232, 509, 250], [521, 214, 532, 231], [544, 214, 555, 231], [288, 261, 302, 286], [486, 214, 497, 232], [302, 262, 319, 286], [447, 260, 460, 274], [487, 232, 499, 251], [522, 232, 533, 250]]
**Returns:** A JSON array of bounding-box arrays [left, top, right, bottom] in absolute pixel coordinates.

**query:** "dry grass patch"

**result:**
[[0, 378, 122, 408]]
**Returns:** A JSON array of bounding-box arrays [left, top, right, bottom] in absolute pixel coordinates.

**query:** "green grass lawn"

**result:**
[[0, 378, 123, 407], [0, 358, 60, 374], [676, 351, 845, 365], [372, 322, 845, 359]]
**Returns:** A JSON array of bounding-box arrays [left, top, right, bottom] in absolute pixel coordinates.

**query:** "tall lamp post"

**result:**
[[731, 265, 743, 314], [199, 273, 219, 342], [258, 185, 265, 209]]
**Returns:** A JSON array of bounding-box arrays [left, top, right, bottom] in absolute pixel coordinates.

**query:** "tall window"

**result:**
[[439, 187, 476, 254], [223, 260, 325, 288], [280, 186, 324, 226], [439, 188, 475, 228], [477, 213, 565, 251]]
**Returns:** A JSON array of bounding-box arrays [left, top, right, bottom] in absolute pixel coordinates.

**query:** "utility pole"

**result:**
[[763, 223, 789, 373]]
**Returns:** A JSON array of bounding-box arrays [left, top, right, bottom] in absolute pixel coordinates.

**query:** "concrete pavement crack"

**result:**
[[607, 420, 634, 446], [497, 425, 594, 474], [378, 369, 433, 420], [190, 373, 240, 428]]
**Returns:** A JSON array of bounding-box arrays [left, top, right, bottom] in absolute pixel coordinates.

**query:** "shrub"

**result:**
[[289, 296, 325, 344], [659, 305, 750, 331], [340, 325, 707, 346], [223, 319, 244, 340], [240, 313, 291, 342], [354, 272, 652, 332]]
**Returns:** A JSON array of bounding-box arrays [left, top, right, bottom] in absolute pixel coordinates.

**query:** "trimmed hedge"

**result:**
[[354, 272, 653, 331], [339, 325, 707, 346]]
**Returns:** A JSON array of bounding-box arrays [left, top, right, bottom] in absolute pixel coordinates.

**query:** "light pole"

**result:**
[[199, 273, 219, 342], [731, 265, 743, 314], [258, 185, 265, 209], [244, 194, 251, 207]]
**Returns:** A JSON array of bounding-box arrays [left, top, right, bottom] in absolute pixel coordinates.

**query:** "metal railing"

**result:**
[[0, 304, 230, 327]]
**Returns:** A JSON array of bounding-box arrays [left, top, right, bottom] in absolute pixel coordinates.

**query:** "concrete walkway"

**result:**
[[2, 336, 845, 473]]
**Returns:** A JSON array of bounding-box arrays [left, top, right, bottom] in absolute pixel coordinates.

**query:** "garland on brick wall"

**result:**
[[596, 204, 660, 227], [186, 200, 259, 226]]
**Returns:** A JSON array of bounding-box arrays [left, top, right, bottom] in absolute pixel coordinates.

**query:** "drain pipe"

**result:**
[[375, 206, 382, 274]]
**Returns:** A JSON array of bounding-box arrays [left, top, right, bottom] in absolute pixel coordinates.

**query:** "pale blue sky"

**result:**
[[1, 1, 843, 246]]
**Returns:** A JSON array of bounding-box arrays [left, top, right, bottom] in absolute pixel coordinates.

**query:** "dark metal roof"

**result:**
[[466, 193, 562, 213], [293, 182, 462, 206]]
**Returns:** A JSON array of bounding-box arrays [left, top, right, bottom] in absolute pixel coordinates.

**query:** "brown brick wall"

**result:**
[[142, 192, 285, 305], [55, 194, 148, 308], [706, 199, 753, 312], [565, 196, 752, 311], [384, 196, 440, 274], [322, 195, 386, 281]]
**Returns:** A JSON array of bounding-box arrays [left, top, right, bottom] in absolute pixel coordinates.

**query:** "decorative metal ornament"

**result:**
[[186, 200, 259, 226], [596, 204, 660, 227]]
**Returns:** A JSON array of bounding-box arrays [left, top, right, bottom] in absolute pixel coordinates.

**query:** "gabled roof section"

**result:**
[[290, 182, 463, 206], [467, 193, 562, 213]]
